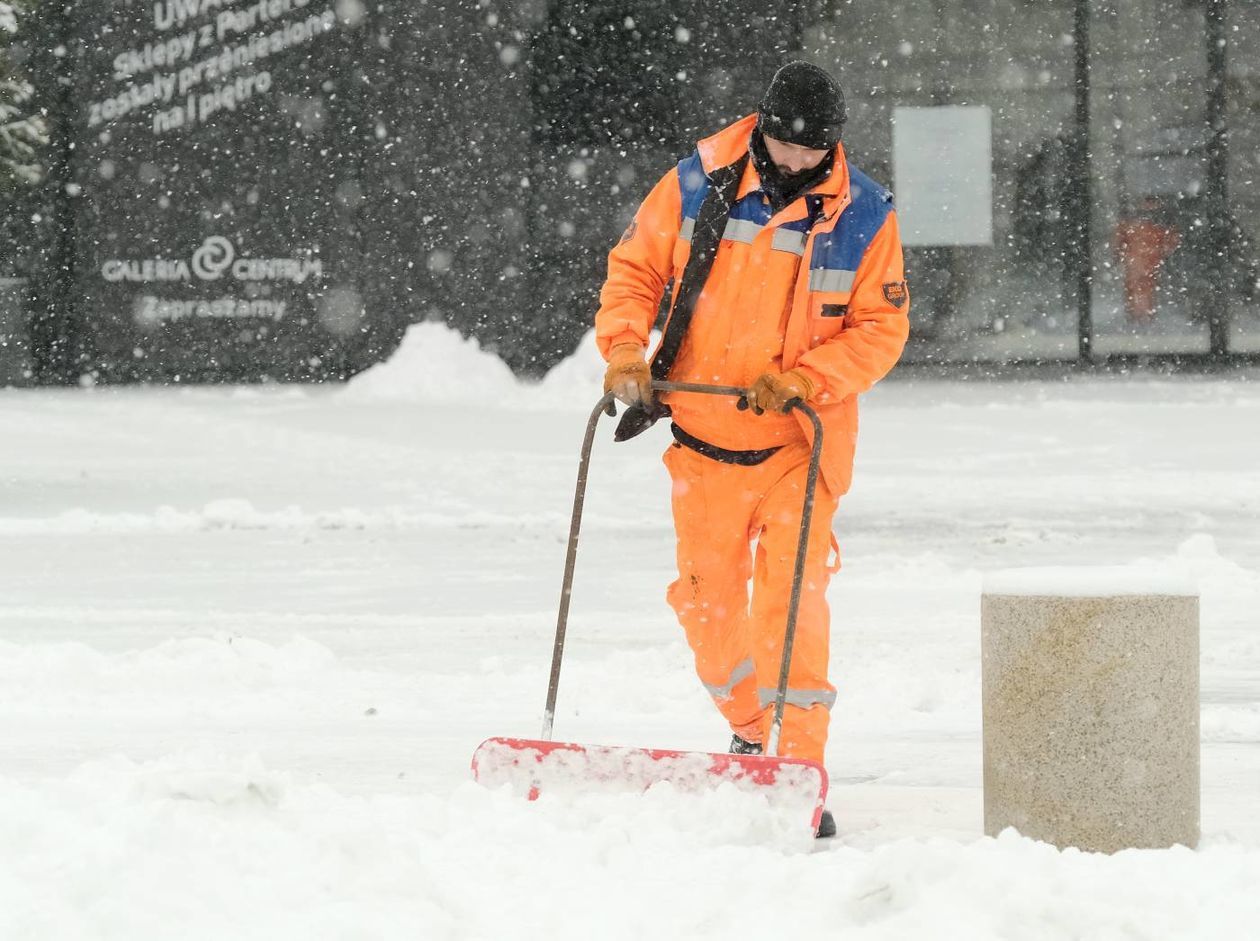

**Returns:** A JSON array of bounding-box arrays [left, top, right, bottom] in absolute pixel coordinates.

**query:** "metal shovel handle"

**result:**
[[541, 381, 824, 759]]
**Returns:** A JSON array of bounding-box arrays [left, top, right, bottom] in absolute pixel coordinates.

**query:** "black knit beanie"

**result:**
[[757, 61, 847, 150]]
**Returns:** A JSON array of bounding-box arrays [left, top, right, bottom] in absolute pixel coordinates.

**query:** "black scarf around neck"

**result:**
[[612, 153, 749, 442]]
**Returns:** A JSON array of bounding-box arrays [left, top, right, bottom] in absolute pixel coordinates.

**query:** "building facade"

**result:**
[[6, 0, 1257, 384]]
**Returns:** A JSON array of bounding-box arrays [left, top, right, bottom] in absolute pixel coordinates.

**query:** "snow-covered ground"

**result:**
[[2, 323, 1258, 939]]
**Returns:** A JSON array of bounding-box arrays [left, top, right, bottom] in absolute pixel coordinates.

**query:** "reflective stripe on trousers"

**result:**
[[757, 686, 837, 710], [702, 657, 754, 703]]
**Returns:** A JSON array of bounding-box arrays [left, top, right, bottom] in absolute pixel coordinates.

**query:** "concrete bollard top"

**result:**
[[982, 565, 1199, 598]]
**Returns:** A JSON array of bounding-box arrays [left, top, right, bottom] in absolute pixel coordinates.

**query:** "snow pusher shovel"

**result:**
[[472, 381, 829, 833]]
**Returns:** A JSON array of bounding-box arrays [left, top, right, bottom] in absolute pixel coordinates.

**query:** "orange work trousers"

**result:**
[[663, 437, 841, 764]]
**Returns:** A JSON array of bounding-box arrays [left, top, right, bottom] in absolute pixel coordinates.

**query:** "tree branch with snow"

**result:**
[[0, 0, 47, 191]]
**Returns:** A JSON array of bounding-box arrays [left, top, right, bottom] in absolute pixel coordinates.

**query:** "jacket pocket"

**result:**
[[805, 290, 853, 345]]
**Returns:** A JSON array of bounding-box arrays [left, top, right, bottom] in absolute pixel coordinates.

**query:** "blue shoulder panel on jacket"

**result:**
[[810, 163, 894, 273], [676, 151, 709, 221], [729, 193, 774, 226]]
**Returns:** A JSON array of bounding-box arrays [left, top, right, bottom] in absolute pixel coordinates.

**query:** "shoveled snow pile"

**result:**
[[347, 321, 523, 404], [347, 321, 653, 411], [532, 328, 619, 407]]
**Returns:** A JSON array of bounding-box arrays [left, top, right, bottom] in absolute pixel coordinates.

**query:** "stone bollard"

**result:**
[[982, 567, 1199, 853]]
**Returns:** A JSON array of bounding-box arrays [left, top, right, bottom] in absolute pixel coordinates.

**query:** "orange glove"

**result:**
[[602, 342, 652, 406], [742, 369, 816, 415]]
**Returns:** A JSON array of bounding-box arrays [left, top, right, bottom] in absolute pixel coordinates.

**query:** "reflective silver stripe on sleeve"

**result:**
[[771, 228, 807, 256], [721, 218, 763, 244], [702, 658, 755, 703], [757, 686, 837, 710], [808, 268, 857, 293], [679, 217, 695, 242]]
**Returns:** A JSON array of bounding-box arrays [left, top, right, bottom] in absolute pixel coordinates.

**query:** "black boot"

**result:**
[[728, 734, 763, 755], [815, 809, 836, 839]]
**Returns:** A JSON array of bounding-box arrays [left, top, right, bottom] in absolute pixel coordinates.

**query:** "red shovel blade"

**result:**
[[472, 737, 828, 833]]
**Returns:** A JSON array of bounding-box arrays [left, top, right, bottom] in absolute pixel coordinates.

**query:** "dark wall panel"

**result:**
[[61, 0, 409, 381], [26, 0, 800, 381]]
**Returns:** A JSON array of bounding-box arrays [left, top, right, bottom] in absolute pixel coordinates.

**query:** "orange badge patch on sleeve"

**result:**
[[882, 281, 908, 309]]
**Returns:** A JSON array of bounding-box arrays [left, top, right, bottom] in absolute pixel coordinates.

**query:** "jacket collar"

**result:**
[[698, 113, 850, 220], [696, 113, 759, 171]]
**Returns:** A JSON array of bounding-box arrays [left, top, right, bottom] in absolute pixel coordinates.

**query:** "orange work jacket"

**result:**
[[595, 113, 910, 496]]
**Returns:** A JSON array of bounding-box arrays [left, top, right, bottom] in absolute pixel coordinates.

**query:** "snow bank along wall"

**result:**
[[9, 0, 1260, 384]]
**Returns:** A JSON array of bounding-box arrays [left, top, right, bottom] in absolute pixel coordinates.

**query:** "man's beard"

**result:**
[[776, 164, 819, 184], [750, 130, 834, 212]]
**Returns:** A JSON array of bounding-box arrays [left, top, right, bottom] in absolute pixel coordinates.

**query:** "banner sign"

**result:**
[[70, 0, 391, 380]]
